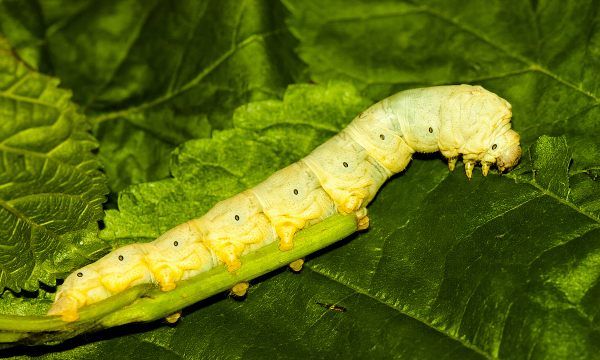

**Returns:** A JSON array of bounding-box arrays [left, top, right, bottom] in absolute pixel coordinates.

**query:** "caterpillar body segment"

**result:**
[[302, 130, 391, 214], [48, 244, 154, 321], [195, 190, 277, 272], [94, 244, 155, 294], [391, 87, 446, 153], [251, 162, 337, 251], [145, 222, 216, 291], [48, 265, 109, 322], [345, 121, 414, 173], [49, 85, 521, 322]]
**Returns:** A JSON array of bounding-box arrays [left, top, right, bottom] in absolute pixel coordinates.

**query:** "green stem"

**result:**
[[0, 214, 357, 344], [0, 332, 28, 343], [0, 285, 153, 332], [101, 213, 357, 326]]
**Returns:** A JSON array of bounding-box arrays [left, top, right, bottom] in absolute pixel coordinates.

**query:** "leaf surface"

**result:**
[[3, 0, 600, 358], [0, 0, 305, 191], [0, 38, 107, 292]]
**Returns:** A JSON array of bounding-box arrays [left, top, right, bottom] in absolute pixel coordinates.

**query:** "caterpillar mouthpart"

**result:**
[[496, 132, 522, 173]]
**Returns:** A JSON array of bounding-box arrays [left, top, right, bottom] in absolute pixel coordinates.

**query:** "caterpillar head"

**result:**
[[455, 86, 521, 177], [472, 90, 521, 172], [487, 129, 521, 172], [48, 265, 104, 322]]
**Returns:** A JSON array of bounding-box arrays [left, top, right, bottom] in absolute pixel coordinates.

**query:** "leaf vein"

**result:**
[[92, 29, 284, 124], [306, 266, 493, 360]]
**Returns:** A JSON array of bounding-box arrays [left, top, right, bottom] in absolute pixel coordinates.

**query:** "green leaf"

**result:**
[[529, 136, 571, 198], [0, 0, 305, 192], [0, 38, 107, 292], [3, 0, 600, 358], [0, 0, 45, 70], [283, 0, 591, 92]]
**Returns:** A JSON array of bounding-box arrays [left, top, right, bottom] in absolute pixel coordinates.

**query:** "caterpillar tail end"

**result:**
[[47, 296, 81, 322]]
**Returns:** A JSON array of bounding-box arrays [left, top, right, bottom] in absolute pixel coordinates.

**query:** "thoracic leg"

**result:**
[[481, 162, 491, 176], [464, 160, 475, 179], [448, 157, 458, 171]]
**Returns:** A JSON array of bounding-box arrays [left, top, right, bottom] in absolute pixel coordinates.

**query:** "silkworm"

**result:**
[[48, 85, 521, 322]]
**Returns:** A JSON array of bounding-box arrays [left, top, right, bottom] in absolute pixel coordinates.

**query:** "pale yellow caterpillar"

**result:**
[[48, 85, 521, 322]]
